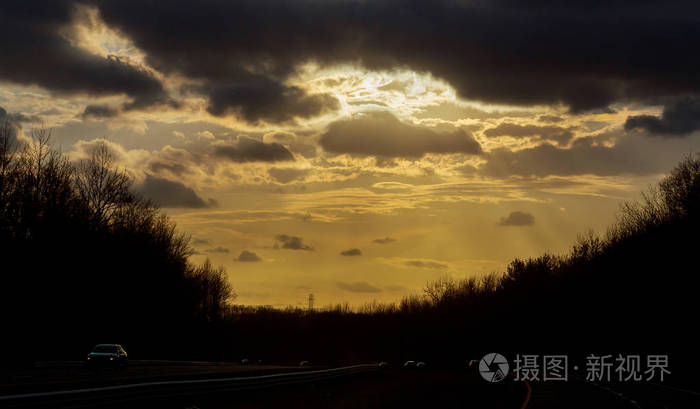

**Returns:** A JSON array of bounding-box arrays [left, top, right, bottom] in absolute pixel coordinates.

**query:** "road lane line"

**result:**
[[0, 364, 377, 401], [647, 382, 700, 396], [589, 382, 642, 409]]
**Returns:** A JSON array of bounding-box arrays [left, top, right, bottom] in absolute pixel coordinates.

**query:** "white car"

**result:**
[[403, 360, 416, 368]]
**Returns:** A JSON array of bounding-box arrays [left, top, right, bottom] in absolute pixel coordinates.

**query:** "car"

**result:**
[[299, 360, 311, 367], [403, 360, 416, 368], [86, 344, 128, 369], [416, 361, 427, 369], [241, 358, 250, 365], [378, 361, 389, 368]]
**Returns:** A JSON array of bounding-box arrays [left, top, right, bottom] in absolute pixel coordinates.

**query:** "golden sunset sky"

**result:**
[[2, 1, 699, 307]]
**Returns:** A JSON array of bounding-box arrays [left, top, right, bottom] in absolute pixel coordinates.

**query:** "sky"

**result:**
[[2, 0, 700, 307]]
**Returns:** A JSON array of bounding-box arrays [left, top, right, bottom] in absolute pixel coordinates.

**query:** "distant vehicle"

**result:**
[[416, 361, 427, 369], [467, 359, 480, 368], [299, 360, 311, 367], [86, 344, 128, 368], [241, 358, 249, 365], [403, 360, 416, 368], [378, 361, 389, 368]]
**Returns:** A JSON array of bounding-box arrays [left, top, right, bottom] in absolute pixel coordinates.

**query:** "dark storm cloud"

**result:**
[[484, 123, 574, 145], [268, 167, 310, 183], [320, 111, 482, 158], [89, 0, 700, 113], [337, 281, 381, 293], [499, 211, 535, 226], [237, 250, 262, 262], [214, 137, 295, 163], [340, 248, 362, 256], [0, 2, 168, 109], [274, 234, 314, 251], [194, 78, 339, 124], [373, 237, 397, 244], [81, 104, 119, 119], [134, 174, 213, 208], [624, 97, 700, 137], [478, 134, 676, 178]]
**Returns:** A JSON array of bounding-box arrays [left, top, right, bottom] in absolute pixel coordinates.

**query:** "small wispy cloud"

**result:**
[[337, 281, 381, 293], [498, 211, 535, 226], [372, 236, 397, 244], [236, 250, 262, 262]]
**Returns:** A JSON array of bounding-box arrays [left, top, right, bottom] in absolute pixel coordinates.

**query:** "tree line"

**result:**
[[219, 155, 700, 378], [0, 124, 233, 367]]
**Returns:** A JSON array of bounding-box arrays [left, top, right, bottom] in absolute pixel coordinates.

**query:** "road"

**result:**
[[526, 377, 700, 408], [1, 362, 697, 408], [0, 364, 377, 409], [0, 360, 303, 395]]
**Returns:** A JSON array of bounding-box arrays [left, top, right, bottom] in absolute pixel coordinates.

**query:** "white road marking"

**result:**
[[0, 364, 377, 401]]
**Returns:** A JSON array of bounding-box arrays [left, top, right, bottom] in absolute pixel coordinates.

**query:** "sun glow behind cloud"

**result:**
[[2, 0, 699, 306], [61, 5, 150, 71]]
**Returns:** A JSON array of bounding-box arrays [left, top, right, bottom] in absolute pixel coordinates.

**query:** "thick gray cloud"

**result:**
[[625, 97, 700, 137], [337, 281, 381, 293], [81, 104, 120, 119], [340, 248, 362, 256], [478, 134, 679, 178], [195, 79, 339, 124], [373, 237, 397, 244], [0, 2, 169, 109], [91, 0, 700, 113], [134, 174, 214, 208], [274, 234, 314, 251], [4, 1, 700, 119], [484, 123, 574, 145], [320, 111, 482, 158], [214, 137, 295, 163], [499, 211, 535, 226], [237, 250, 262, 262]]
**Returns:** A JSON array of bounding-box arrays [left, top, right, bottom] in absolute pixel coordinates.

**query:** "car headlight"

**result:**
[[109, 357, 114, 360], [87, 357, 91, 360]]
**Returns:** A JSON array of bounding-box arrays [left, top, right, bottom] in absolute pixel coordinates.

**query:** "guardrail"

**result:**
[[0, 364, 379, 408]]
